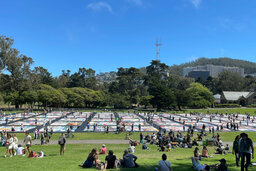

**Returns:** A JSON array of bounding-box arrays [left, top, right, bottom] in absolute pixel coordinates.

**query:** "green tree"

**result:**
[[69, 68, 98, 90], [139, 95, 154, 108], [174, 89, 190, 110], [22, 91, 38, 108], [145, 60, 169, 84], [148, 79, 175, 110], [186, 83, 214, 108], [32, 66, 53, 86], [217, 71, 245, 91], [37, 84, 67, 108], [4, 91, 21, 108], [0, 36, 13, 74], [109, 93, 130, 109]]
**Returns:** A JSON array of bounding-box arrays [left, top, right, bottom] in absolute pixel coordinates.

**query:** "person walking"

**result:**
[[58, 133, 66, 155], [232, 135, 240, 167], [239, 133, 254, 171], [23, 132, 32, 154]]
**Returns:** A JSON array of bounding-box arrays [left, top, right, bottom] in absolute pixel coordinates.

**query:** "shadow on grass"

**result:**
[[77, 163, 193, 171]]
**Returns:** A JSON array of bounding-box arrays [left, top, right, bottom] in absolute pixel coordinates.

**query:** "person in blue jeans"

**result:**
[[79, 148, 98, 168]]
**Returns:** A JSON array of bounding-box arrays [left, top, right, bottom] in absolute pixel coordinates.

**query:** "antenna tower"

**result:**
[[155, 38, 162, 61]]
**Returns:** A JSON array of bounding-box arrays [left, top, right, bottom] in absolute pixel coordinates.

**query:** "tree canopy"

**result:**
[[1, 35, 255, 110]]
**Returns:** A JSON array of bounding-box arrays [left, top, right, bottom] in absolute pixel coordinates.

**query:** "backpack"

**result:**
[[58, 137, 65, 145], [96, 163, 104, 170]]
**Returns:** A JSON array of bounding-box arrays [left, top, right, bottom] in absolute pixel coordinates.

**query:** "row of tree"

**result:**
[[4, 35, 256, 110]]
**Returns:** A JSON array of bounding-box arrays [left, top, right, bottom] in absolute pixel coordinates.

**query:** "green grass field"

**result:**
[[0, 143, 255, 171], [13, 131, 256, 143]]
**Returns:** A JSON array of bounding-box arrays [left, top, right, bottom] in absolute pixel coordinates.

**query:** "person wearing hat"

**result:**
[[100, 144, 107, 154], [215, 159, 228, 171], [239, 132, 254, 171]]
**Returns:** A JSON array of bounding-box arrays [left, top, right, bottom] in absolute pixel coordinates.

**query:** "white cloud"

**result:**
[[189, 0, 202, 8], [126, 0, 143, 6], [87, 2, 113, 13]]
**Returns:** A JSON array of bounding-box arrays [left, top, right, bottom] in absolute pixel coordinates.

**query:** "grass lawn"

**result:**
[[13, 131, 256, 143], [14, 132, 140, 141], [0, 143, 255, 171]]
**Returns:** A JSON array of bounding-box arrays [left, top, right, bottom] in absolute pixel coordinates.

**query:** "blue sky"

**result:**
[[1, 0, 256, 76]]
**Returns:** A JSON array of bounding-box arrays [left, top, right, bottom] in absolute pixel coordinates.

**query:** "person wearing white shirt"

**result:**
[[12, 134, 18, 155], [9, 136, 15, 156], [128, 145, 135, 153], [23, 132, 32, 154], [4, 134, 12, 157], [16, 145, 25, 155]]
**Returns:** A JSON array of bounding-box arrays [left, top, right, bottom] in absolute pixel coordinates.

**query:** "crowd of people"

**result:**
[[0, 110, 256, 170], [0, 128, 255, 170]]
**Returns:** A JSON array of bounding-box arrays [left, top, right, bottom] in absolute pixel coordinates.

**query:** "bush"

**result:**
[[214, 103, 240, 108], [246, 104, 256, 108]]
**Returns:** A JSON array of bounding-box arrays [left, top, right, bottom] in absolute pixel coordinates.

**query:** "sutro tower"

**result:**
[[155, 38, 162, 61]]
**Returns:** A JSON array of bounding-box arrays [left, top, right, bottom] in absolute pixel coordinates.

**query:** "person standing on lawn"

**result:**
[[58, 133, 66, 155], [23, 132, 32, 154], [239, 133, 254, 171], [23, 132, 32, 153], [232, 135, 240, 167]]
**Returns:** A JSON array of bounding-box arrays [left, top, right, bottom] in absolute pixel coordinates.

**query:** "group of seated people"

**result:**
[[79, 147, 139, 170], [192, 157, 228, 171], [192, 145, 229, 171], [79, 146, 175, 171], [145, 131, 201, 149]]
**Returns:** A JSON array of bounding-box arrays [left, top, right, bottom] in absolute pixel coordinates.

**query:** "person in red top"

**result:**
[[100, 144, 107, 154]]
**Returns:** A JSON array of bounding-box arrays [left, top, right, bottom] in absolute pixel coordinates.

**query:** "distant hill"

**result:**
[[169, 57, 256, 76], [97, 57, 256, 82]]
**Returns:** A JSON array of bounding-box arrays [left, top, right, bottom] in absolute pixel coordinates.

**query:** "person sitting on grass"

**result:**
[[142, 143, 149, 150], [166, 143, 172, 151], [128, 144, 135, 153], [104, 150, 119, 170], [192, 157, 211, 171], [79, 148, 98, 168], [202, 146, 209, 158], [224, 144, 229, 151], [121, 149, 138, 168], [215, 145, 223, 155], [100, 144, 107, 154], [16, 144, 25, 155], [214, 158, 228, 171], [155, 153, 173, 171], [194, 147, 201, 157], [159, 143, 166, 152], [192, 139, 199, 146]]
